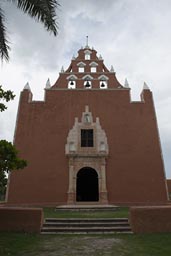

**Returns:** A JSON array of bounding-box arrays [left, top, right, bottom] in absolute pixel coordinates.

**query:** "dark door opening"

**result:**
[[76, 167, 99, 202]]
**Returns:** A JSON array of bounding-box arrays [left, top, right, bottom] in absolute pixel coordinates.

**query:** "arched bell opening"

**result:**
[[76, 167, 99, 202], [84, 80, 92, 89]]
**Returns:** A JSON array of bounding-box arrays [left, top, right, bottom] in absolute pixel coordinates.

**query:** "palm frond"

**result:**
[[11, 0, 59, 35], [0, 7, 10, 62]]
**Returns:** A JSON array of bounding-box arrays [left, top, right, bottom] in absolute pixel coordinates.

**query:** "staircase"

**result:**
[[41, 218, 132, 234]]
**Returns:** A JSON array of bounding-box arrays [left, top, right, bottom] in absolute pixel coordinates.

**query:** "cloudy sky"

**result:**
[[1, 0, 171, 177]]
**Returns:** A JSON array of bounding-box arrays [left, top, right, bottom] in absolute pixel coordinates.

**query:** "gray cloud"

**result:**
[[1, 0, 171, 177]]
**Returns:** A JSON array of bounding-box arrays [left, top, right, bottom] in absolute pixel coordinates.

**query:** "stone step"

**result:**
[[43, 222, 129, 227], [41, 217, 131, 234], [41, 226, 132, 234], [41, 231, 133, 234], [45, 218, 128, 222], [56, 204, 119, 212]]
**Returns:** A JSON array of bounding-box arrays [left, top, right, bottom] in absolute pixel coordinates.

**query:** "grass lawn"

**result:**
[[1, 232, 171, 256], [43, 207, 129, 218]]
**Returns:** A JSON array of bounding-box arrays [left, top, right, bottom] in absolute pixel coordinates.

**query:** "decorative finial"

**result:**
[[143, 82, 150, 90], [124, 78, 129, 88], [24, 82, 31, 90], [61, 66, 64, 73], [46, 78, 51, 89], [110, 65, 114, 72], [86, 36, 88, 47], [85, 105, 89, 112], [99, 54, 103, 60]]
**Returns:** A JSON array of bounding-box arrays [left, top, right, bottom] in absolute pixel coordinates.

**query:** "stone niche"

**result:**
[[65, 106, 109, 204]]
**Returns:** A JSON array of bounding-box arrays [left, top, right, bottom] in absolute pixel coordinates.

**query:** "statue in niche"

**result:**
[[100, 142, 106, 151], [84, 114, 90, 123], [69, 142, 75, 152]]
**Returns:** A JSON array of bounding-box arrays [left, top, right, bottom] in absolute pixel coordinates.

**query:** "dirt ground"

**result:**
[[27, 236, 122, 256]]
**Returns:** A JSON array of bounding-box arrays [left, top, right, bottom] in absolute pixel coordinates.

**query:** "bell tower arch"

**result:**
[[65, 106, 109, 204]]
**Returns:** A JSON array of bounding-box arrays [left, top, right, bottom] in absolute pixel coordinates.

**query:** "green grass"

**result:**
[[1, 232, 171, 255], [0, 232, 40, 256], [43, 207, 129, 218]]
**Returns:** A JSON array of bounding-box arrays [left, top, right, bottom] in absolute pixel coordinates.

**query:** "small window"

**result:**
[[79, 67, 84, 73], [91, 67, 96, 73], [81, 129, 94, 147], [85, 54, 90, 60]]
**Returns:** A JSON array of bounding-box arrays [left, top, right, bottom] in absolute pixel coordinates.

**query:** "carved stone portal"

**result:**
[[65, 106, 109, 204]]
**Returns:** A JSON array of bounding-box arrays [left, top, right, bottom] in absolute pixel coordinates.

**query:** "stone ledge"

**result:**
[[0, 207, 43, 233], [129, 205, 171, 233]]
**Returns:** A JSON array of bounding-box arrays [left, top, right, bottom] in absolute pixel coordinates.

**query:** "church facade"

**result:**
[[6, 44, 169, 206]]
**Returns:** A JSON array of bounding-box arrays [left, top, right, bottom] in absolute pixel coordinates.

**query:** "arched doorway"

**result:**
[[76, 167, 99, 202]]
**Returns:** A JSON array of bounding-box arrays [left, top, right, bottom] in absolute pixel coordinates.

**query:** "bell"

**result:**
[[70, 81, 74, 85], [85, 81, 91, 87], [101, 82, 105, 87]]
